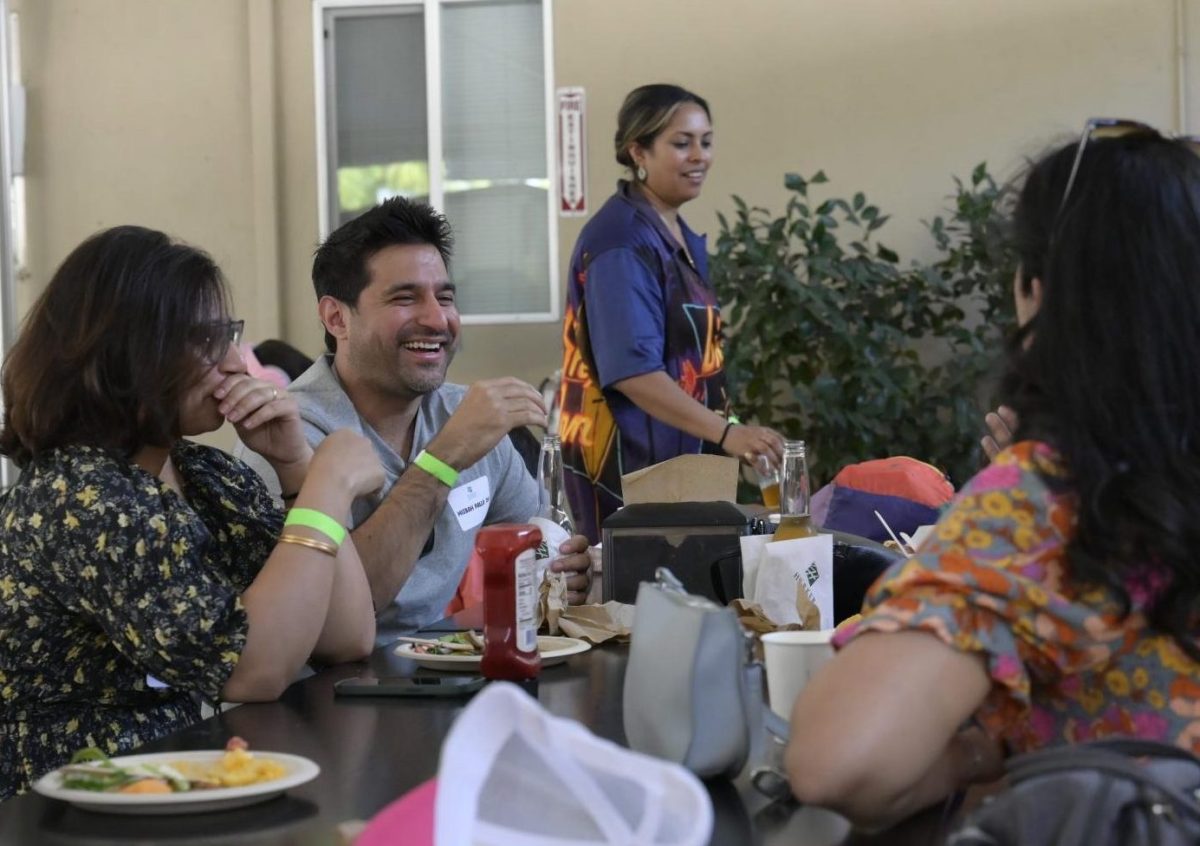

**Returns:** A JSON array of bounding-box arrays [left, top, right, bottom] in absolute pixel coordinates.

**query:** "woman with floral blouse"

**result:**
[[0, 226, 384, 798], [786, 126, 1200, 827]]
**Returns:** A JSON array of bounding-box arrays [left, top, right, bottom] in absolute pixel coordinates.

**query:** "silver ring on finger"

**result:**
[[271, 387, 279, 401]]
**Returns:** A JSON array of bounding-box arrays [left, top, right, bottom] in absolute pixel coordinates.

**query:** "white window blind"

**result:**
[[317, 0, 557, 321], [441, 0, 548, 315], [334, 12, 427, 169]]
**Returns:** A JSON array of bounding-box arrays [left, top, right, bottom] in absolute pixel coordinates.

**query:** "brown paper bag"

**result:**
[[538, 571, 568, 633], [556, 602, 636, 644], [730, 599, 805, 636], [619, 454, 740, 505], [730, 598, 807, 662], [795, 586, 821, 632], [540, 567, 634, 644]]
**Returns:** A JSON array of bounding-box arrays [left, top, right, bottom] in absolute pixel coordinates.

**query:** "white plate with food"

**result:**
[[33, 744, 319, 815], [394, 633, 591, 672]]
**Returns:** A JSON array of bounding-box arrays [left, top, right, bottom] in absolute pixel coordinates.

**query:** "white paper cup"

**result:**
[[761, 630, 835, 720]]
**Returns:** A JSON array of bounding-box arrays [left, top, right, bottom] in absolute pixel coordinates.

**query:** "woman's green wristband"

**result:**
[[413, 449, 459, 487], [283, 507, 347, 547]]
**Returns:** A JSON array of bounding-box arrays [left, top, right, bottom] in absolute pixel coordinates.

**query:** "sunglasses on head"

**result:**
[[1059, 118, 1200, 214], [191, 318, 244, 365]]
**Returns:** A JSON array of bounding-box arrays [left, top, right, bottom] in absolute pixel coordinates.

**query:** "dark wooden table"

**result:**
[[0, 634, 952, 845]]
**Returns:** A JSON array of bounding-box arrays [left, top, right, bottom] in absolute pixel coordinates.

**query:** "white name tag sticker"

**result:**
[[448, 476, 491, 532]]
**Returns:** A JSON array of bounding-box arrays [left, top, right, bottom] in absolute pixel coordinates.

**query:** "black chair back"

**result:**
[[830, 531, 903, 623]]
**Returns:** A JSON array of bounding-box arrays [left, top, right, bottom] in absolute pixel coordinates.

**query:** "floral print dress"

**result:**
[[0, 442, 283, 799], [834, 441, 1200, 754]]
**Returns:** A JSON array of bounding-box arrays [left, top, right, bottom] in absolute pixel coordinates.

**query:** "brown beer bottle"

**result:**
[[772, 440, 819, 541]]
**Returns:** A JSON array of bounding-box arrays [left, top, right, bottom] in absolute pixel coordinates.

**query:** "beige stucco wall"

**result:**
[[16, 0, 264, 327], [10, 0, 1198, 449], [557, 0, 1183, 266]]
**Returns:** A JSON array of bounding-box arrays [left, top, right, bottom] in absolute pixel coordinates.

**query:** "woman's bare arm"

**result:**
[[785, 630, 1001, 829]]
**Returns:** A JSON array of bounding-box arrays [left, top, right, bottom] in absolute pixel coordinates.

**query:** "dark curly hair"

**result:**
[[1, 225, 229, 465], [1002, 131, 1200, 660], [311, 196, 454, 354]]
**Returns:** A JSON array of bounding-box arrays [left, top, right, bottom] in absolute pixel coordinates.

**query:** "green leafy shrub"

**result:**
[[712, 164, 1017, 486]]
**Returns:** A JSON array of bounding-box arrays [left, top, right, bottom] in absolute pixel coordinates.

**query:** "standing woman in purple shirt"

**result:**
[[558, 84, 785, 541]]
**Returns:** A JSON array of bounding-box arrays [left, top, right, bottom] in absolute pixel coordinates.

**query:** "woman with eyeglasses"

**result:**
[[0, 225, 384, 798], [785, 126, 1200, 827]]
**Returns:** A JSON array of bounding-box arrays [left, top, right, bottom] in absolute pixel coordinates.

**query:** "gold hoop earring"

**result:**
[[636, 165, 647, 181]]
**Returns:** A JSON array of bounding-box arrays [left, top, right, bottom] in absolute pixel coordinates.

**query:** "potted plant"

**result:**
[[712, 164, 1017, 487]]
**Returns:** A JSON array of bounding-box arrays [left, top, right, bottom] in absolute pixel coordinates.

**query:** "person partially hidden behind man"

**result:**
[[239, 198, 592, 643]]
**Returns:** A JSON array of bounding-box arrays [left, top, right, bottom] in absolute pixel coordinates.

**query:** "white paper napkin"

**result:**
[[751, 534, 834, 630]]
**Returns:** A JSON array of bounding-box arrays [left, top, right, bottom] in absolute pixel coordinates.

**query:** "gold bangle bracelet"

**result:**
[[277, 532, 339, 557]]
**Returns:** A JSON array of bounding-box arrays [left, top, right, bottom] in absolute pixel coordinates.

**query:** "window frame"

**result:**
[[312, 0, 560, 324]]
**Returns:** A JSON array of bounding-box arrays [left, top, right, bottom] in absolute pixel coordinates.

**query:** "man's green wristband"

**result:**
[[284, 507, 347, 547], [413, 449, 459, 488]]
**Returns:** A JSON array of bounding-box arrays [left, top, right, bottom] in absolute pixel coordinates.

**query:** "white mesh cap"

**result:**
[[435, 682, 713, 846]]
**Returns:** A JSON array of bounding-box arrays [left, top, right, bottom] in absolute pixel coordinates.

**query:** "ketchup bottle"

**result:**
[[477, 524, 542, 681]]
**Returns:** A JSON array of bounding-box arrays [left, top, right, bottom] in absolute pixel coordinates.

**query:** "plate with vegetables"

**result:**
[[33, 738, 319, 814], [394, 632, 590, 671]]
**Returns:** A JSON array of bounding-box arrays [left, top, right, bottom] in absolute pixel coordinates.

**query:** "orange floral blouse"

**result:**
[[833, 441, 1200, 754]]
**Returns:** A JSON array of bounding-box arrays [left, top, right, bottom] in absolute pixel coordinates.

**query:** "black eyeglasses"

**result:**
[[191, 319, 244, 365], [1059, 118, 1200, 214]]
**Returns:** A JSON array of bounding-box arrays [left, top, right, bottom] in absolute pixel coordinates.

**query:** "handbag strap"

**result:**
[[1007, 744, 1200, 823], [1073, 738, 1200, 763], [762, 703, 789, 742], [1009, 740, 1200, 779], [654, 566, 687, 595]]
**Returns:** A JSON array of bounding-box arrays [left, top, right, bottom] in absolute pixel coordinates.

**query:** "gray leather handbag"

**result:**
[[623, 568, 785, 779], [948, 739, 1200, 846]]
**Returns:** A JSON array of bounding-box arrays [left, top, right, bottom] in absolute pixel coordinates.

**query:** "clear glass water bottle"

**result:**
[[772, 440, 818, 541], [531, 434, 575, 566]]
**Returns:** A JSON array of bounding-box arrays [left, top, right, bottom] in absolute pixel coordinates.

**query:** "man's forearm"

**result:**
[[351, 468, 451, 611]]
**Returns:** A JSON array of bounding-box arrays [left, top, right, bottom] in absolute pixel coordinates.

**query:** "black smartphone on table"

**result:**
[[334, 675, 486, 698]]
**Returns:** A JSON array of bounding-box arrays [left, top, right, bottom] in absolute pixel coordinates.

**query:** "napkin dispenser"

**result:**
[[602, 502, 765, 605]]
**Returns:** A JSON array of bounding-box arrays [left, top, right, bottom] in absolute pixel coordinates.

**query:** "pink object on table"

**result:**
[[444, 549, 485, 616], [356, 777, 437, 846], [239, 342, 291, 389]]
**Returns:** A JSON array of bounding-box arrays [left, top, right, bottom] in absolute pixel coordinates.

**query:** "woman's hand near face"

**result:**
[[216, 375, 310, 468]]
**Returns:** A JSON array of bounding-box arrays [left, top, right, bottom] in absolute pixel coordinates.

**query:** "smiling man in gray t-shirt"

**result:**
[[241, 198, 591, 644]]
